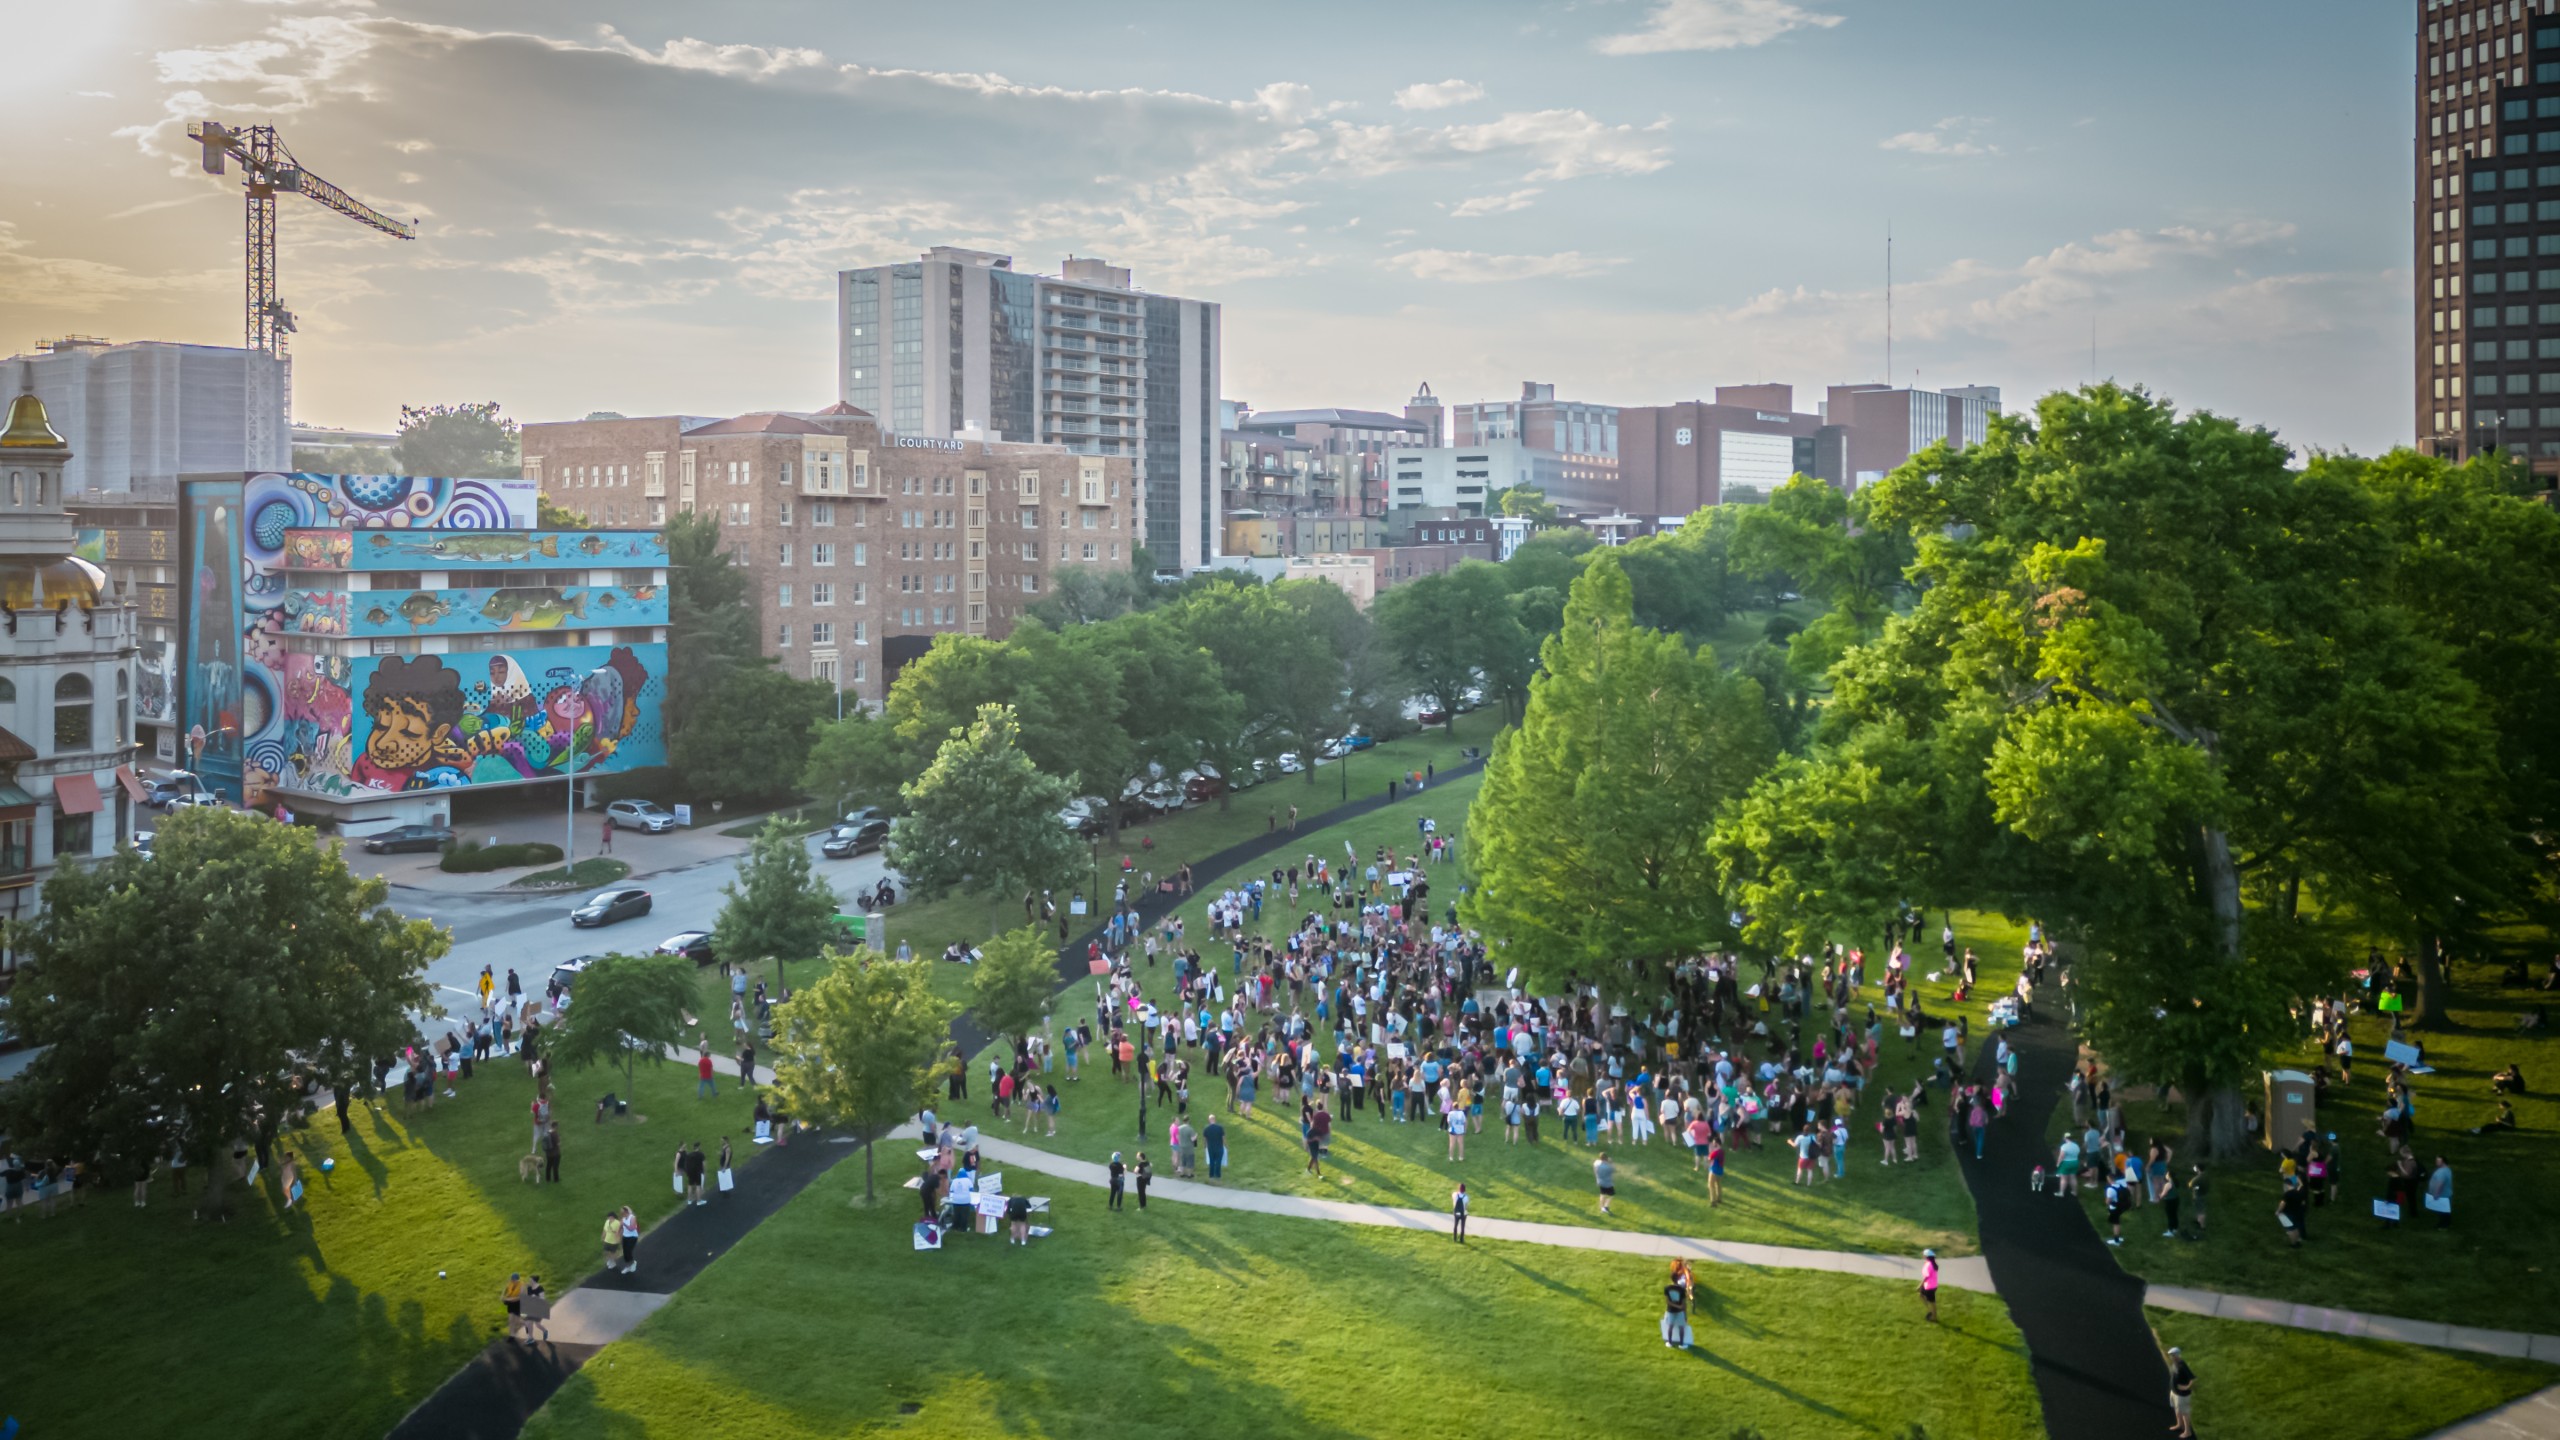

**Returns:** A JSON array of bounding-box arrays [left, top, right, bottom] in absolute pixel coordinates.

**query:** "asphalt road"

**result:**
[[385, 831, 897, 1034]]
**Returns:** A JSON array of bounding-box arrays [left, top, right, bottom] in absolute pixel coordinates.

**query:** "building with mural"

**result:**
[[0, 391, 144, 968], [179, 470, 668, 830]]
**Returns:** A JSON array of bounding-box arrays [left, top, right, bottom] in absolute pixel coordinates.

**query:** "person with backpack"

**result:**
[[1450, 1181, 1469, 1243]]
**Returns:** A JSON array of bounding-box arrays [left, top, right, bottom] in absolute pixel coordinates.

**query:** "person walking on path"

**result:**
[[600, 1210, 623, 1273], [520, 1277, 551, 1345], [1450, 1181, 1469, 1243], [1594, 1152, 1616, 1217], [502, 1273, 527, 1341], [617, 1205, 640, 1273], [1134, 1152, 1153, 1210], [1920, 1249, 1941, 1324], [600, 814, 614, 854], [2167, 1345, 2197, 1438], [681, 1142, 707, 1206], [696, 1051, 716, 1099], [1108, 1153, 1127, 1211], [1204, 1115, 1227, 1180]]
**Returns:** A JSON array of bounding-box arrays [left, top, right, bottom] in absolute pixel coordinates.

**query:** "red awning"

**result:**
[[53, 772, 102, 815], [114, 764, 147, 804]]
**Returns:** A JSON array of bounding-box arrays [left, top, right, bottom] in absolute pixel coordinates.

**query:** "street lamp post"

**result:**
[[561, 666, 611, 874]]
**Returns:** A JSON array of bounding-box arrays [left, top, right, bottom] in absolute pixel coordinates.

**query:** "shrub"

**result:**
[[438, 840, 566, 874]]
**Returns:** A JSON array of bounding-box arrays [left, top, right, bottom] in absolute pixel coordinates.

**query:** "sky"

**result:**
[[0, 0, 2417, 453]]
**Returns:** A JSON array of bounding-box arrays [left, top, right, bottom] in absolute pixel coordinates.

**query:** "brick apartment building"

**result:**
[[521, 406, 1137, 708]]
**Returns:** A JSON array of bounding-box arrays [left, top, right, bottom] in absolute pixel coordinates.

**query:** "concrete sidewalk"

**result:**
[[2145, 1285, 2560, 1362]]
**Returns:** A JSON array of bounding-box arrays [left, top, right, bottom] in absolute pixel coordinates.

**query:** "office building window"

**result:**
[[813, 544, 835, 566], [811, 622, 833, 646], [812, 583, 833, 606], [814, 502, 835, 526]]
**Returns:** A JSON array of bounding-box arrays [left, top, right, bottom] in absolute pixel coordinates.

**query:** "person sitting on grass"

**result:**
[[2491, 1062, 2528, 1095], [2468, 1099, 2519, 1135]]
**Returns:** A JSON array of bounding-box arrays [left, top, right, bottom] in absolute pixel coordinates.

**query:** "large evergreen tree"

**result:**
[[1461, 552, 1777, 1002]]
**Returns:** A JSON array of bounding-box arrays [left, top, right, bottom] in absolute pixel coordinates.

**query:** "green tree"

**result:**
[[0, 807, 445, 1220], [1502, 528, 1598, 594], [669, 663, 833, 804], [545, 950, 697, 1096], [768, 949, 959, 1200], [537, 493, 592, 529], [663, 509, 762, 756], [713, 814, 844, 998], [1027, 565, 1146, 627], [803, 706, 918, 818], [970, 925, 1059, 1055], [1495, 483, 1562, 525], [394, 401, 519, 477], [888, 703, 1080, 901], [1461, 553, 1778, 1004], [1717, 386, 2522, 1154], [1173, 583, 1344, 789], [291, 442, 399, 474]]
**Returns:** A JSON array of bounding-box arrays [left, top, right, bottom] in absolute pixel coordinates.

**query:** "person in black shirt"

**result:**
[[1660, 1260, 1694, 1349], [1005, 1191, 1032, 1245], [1107, 1152, 1126, 1211], [2166, 1345, 2196, 1438]]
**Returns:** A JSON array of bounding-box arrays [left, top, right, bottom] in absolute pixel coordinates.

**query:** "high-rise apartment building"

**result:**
[[2416, 0, 2560, 486], [836, 250, 1220, 571]]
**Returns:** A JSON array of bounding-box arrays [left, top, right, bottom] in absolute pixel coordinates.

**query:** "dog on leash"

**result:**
[[518, 1153, 543, 1184], [2029, 1164, 2046, 1193]]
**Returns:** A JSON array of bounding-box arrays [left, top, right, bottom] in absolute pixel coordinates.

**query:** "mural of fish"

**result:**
[[393, 533, 560, 563], [630, 584, 659, 601], [575, 534, 607, 556], [365, 605, 392, 626], [399, 592, 453, 631], [478, 588, 586, 629]]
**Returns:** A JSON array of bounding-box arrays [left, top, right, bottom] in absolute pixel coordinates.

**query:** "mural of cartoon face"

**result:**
[[352, 654, 471, 789]]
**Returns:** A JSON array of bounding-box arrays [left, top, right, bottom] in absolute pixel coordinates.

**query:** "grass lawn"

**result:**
[[0, 1053, 774, 1440], [2148, 1309, 2556, 1440], [517, 857, 635, 889], [962, 772, 2043, 1260], [2054, 978, 2558, 1334], [519, 1182, 2045, 1440]]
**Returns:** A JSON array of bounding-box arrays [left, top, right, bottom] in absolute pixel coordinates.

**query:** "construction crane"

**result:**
[[186, 120, 416, 462]]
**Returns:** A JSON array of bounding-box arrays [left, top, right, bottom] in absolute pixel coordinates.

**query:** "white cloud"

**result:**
[[1595, 0, 1843, 56], [1386, 249, 1619, 282], [1449, 188, 1543, 218], [1394, 79, 1484, 111], [1330, 110, 1671, 183], [1880, 117, 1998, 158]]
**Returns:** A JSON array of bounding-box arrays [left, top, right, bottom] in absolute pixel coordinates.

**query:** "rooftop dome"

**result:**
[[0, 394, 66, 450], [0, 555, 106, 609]]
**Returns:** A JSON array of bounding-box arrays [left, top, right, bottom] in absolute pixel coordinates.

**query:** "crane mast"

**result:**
[[186, 121, 416, 463]]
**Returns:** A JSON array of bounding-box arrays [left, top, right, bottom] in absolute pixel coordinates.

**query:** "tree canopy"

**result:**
[[768, 950, 958, 1199], [1461, 552, 1777, 1002], [0, 807, 445, 1218], [713, 814, 843, 993], [546, 950, 696, 1094], [394, 401, 519, 478], [1711, 385, 2542, 1153], [887, 703, 1080, 901], [970, 925, 1060, 1054]]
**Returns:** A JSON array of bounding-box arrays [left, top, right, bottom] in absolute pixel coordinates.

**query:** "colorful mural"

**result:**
[[339, 528, 669, 570], [181, 479, 246, 802], [223, 473, 669, 803], [270, 643, 666, 797], [136, 638, 175, 726]]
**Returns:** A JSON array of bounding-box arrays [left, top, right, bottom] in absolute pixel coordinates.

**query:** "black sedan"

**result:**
[[571, 887, 653, 927], [656, 931, 717, 964], [821, 818, 891, 859], [362, 823, 457, 855]]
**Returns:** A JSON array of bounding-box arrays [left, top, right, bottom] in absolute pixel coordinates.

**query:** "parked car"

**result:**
[[1457, 685, 1485, 713], [656, 931, 717, 964], [164, 792, 225, 811], [1058, 797, 1107, 837], [548, 955, 607, 992], [131, 829, 155, 860], [604, 799, 680, 834], [1415, 702, 1450, 726], [362, 823, 457, 855], [1141, 777, 1184, 812], [1182, 766, 1227, 803], [570, 887, 653, 927], [839, 806, 891, 828], [145, 771, 203, 809], [821, 818, 890, 858], [1277, 751, 1306, 774]]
